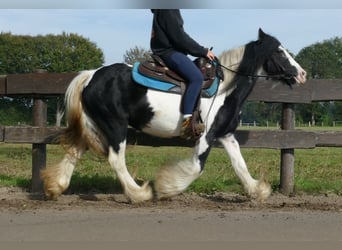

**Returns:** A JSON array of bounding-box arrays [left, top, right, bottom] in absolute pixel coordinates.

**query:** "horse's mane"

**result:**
[[218, 46, 246, 92], [217, 33, 280, 95]]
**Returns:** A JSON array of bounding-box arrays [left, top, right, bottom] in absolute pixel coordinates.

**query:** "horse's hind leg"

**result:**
[[40, 146, 85, 200], [108, 141, 153, 203], [219, 134, 271, 201]]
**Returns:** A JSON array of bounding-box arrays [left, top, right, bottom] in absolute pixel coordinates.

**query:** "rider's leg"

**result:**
[[163, 51, 204, 138]]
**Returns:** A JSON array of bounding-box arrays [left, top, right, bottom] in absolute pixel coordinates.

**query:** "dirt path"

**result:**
[[1, 188, 341, 241]]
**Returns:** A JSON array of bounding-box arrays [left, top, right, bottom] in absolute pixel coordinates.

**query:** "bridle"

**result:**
[[214, 58, 293, 80]]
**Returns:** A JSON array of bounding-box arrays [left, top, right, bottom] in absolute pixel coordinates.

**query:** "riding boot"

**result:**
[[180, 116, 205, 140]]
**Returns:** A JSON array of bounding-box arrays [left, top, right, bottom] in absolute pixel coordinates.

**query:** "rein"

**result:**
[[214, 59, 291, 80]]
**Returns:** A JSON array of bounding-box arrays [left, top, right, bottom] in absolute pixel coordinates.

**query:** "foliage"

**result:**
[[294, 37, 342, 126], [0, 32, 104, 126], [123, 46, 151, 65], [295, 37, 342, 79], [0, 32, 104, 74], [0, 97, 32, 125], [241, 102, 282, 126]]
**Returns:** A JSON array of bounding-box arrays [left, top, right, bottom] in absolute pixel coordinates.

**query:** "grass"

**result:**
[[0, 142, 341, 195]]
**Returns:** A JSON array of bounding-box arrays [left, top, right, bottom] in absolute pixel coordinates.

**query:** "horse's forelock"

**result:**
[[257, 32, 281, 58]]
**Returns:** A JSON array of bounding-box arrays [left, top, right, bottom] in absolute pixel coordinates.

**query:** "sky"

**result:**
[[1, 1, 342, 65]]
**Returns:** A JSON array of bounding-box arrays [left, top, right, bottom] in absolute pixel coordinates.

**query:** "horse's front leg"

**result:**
[[155, 136, 210, 199], [219, 134, 271, 201]]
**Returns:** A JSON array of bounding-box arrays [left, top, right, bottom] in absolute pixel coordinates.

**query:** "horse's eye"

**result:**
[[277, 49, 287, 58]]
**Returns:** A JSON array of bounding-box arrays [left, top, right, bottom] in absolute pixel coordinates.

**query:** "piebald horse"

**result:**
[[41, 29, 306, 203]]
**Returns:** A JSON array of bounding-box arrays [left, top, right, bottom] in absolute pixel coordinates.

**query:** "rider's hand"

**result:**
[[206, 49, 215, 61]]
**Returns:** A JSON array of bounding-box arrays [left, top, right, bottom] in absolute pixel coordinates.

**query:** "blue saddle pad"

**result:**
[[132, 62, 219, 98]]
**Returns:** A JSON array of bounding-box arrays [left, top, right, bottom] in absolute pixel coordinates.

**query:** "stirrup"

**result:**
[[180, 117, 205, 140]]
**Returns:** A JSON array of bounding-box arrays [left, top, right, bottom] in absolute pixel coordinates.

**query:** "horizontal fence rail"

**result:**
[[1, 73, 342, 102], [1, 126, 342, 149], [1, 72, 342, 194]]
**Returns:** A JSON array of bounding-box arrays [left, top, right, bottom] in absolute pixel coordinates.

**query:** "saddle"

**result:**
[[137, 54, 224, 95]]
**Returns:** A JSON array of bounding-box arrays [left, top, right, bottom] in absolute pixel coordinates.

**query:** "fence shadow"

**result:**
[[26, 174, 124, 201]]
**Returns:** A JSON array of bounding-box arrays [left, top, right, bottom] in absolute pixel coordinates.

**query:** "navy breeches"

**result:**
[[163, 51, 203, 115]]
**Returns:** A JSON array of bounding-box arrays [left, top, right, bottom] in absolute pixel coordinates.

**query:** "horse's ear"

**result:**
[[258, 28, 266, 40]]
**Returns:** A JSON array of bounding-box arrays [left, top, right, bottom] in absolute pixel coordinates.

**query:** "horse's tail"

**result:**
[[59, 71, 89, 149], [41, 70, 97, 200], [56, 70, 101, 154]]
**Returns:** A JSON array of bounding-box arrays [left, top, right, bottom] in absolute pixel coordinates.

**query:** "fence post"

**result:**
[[31, 70, 48, 193], [280, 103, 295, 195]]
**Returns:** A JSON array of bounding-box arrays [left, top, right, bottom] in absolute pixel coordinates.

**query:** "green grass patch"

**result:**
[[0, 143, 341, 195]]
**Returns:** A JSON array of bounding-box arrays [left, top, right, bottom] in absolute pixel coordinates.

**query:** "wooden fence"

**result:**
[[1, 72, 342, 194]]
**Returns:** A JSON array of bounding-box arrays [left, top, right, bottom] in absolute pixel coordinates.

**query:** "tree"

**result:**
[[0, 32, 104, 126], [334, 101, 342, 121], [123, 46, 151, 65], [0, 97, 32, 125], [0, 32, 104, 74], [34, 32, 104, 72], [241, 101, 282, 126], [295, 37, 342, 79], [0, 33, 34, 74], [295, 37, 342, 126]]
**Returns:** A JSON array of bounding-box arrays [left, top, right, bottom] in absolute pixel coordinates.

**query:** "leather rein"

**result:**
[[214, 59, 293, 80]]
